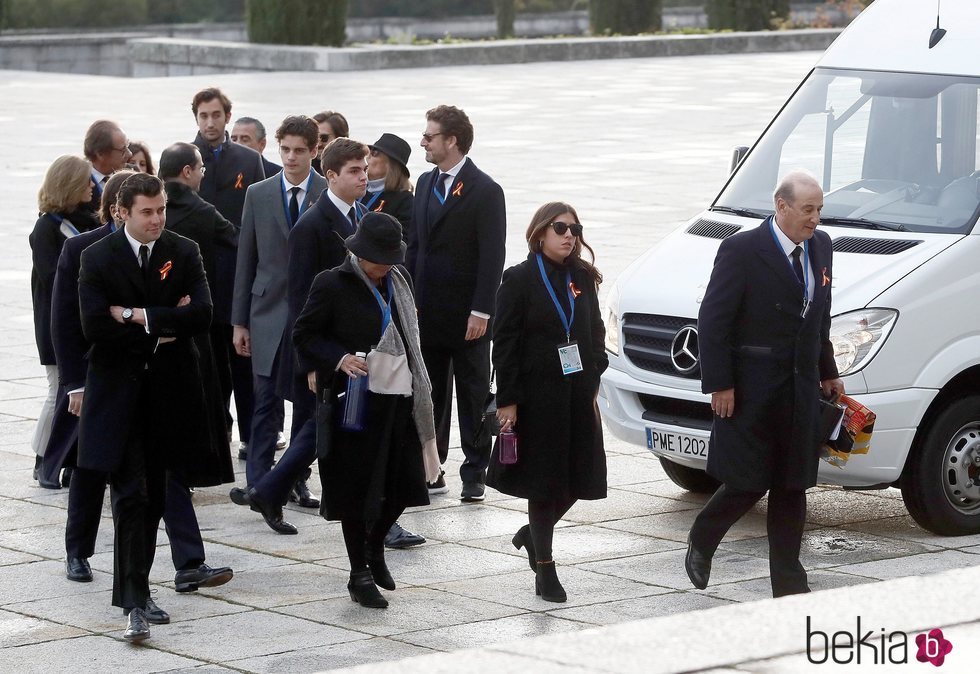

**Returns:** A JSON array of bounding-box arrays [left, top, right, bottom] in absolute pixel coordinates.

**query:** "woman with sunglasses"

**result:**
[[363, 133, 414, 236], [487, 202, 608, 603]]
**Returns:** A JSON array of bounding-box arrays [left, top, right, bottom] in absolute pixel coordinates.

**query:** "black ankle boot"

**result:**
[[535, 560, 566, 603], [347, 569, 388, 608], [512, 524, 537, 571], [33, 455, 42, 481], [365, 549, 395, 591]]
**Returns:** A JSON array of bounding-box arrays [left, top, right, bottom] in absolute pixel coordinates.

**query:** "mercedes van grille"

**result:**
[[832, 237, 922, 255], [622, 313, 701, 379], [638, 394, 712, 431], [686, 219, 742, 240]]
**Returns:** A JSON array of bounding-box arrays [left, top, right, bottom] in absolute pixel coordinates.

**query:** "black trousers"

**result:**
[[421, 340, 491, 484], [66, 467, 205, 572], [252, 389, 316, 507], [211, 322, 255, 443], [689, 483, 808, 597]]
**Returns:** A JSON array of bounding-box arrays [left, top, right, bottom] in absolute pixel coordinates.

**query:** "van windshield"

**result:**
[[715, 67, 980, 234]]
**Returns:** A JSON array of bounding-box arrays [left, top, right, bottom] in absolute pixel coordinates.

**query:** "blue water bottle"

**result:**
[[341, 352, 368, 432]]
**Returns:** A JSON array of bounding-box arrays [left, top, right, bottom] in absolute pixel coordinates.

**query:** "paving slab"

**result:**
[[393, 611, 592, 651], [228, 638, 438, 674], [0, 634, 203, 672], [0, 607, 89, 647], [578, 548, 772, 591], [546, 590, 733, 625]]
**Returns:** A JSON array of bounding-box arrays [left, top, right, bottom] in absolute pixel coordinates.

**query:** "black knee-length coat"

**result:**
[[292, 259, 430, 521], [487, 253, 608, 501]]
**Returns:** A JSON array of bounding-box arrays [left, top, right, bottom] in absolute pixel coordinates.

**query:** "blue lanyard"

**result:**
[[363, 191, 382, 210], [769, 219, 809, 301], [369, 273, 393, 335], [48, 213, 80, 236], [281, 174, 311, 226], [535, 253, 575, 342]]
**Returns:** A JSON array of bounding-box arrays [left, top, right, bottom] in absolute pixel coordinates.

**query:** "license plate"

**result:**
[[646, 427, 709, 459]]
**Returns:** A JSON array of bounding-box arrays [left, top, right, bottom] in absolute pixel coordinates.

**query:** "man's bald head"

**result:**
[[773, 170, 821, 207]]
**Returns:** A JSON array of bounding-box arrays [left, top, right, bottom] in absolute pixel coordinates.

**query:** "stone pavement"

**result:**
[[1, 52, 978, 672]]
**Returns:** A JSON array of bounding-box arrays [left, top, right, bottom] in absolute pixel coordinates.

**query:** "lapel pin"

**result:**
[[234, 173, 244, 189], [159, 260, 173, 281], [452, 181, 463, 197]]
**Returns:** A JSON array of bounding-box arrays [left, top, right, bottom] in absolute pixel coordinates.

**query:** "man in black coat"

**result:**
[[52, 171, 233, 597], [686, 171, 844, 598], [232, 116, 282, 178], [191, 87, 266, 462], [77, 173, 224, 641], [407, 105, 507, 502], [80, 120, 132, 216]]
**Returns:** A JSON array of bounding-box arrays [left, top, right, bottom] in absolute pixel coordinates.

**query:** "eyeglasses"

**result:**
[[421, 132, 444, 142], [112, 145, 131, 155], [550, 221, 583, 237], [319, 133, 333, 144]]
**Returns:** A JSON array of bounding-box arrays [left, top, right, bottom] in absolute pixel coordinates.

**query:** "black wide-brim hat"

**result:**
[[345, 211, 406, 265], [369, 133, 411, 176]]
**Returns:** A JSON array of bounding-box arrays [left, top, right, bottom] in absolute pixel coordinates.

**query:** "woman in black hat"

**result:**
[[293, 212, 440, 609], [363, 133, 414, 237]]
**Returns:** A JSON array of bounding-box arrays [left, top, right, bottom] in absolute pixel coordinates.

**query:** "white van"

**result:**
[[600, 0, 980, 534]]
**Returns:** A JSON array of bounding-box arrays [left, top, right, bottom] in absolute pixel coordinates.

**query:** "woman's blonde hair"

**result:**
[[525, 202, 602, 284], [38, 155, 91, 214]]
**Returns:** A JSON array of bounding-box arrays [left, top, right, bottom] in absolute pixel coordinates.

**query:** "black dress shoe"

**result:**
[[384, 522, 425, 549], [38, 475, 62, 489], [123, 607, 150, 642], [142, 597, 170, 624], [247, 487, 298, 535], [512, 524, 537, 571], [66, 556, 93, 582], [61, 466, 73, 488], [348, 569, 388, 608], [288, 478, 320, 509], [32, 455, 41, 481], [229, 486, 260, 513], [365, 550, 395, 591], [461, 481, 485, 502], [174, 563, 235, 593], [535, 561, 567, 603], [685, 534, 712, 590]]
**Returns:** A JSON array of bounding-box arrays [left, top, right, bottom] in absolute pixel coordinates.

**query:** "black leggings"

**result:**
[[528, 497, 576, 562], [341, 504, 403, 571]]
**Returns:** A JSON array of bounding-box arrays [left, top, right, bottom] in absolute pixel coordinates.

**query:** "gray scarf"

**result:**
[[349, 256, 436, 450]]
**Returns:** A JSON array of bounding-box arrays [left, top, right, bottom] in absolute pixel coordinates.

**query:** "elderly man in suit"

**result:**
[[231, 116, 282, 178], [230, 115, 327, 532], [77, 173, 220, 641], [686, 171, 845, 598], [407, 105, 507, 502], [191, 87, 266, 464]]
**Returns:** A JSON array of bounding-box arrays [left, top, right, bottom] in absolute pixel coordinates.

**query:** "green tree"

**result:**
[[494, 0, 516, 38], [590, 0, 662, 35], [247, 0, 347, 47], [706, 0, 789, 31]]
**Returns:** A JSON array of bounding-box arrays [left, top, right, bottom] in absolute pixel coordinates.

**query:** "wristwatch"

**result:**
[[122, 308, 134, 322]]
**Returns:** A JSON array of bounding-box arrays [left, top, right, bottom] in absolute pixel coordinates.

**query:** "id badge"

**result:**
[[557, 341, 584, 376]]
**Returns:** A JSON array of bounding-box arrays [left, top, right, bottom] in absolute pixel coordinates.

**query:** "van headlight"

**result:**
[[604, 282, 621, 356], [829, 309, 898, 375]]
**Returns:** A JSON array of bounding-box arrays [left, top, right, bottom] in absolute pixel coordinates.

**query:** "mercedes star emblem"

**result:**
[[670, 325, 699, 374]]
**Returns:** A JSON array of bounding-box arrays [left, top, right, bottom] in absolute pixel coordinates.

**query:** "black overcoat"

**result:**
[[292, 259, 429, 520], [30, 209, 99, 364], [77, 229, 229, 486], [486, 254, 608, 501], [362, 189, 413, 240], [697, 218, 839, 491], [406, 158, 506, 349]]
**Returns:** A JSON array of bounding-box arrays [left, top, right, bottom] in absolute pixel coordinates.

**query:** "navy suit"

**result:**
[[407, 158, 506, 483], [690, 217, 838, 597]]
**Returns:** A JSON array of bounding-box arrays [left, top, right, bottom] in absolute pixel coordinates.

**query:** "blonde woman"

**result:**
[[29, 155, 100, 484]]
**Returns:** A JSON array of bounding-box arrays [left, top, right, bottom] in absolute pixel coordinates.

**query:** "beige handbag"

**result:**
[[367, 323, 413, 396]]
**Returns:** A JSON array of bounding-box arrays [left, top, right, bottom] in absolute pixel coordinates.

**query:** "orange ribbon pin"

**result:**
[[821, 267, 830, 287], [374, 200, 385, 212], [234, 173, 244, 189], [452, 181, 463, 197], [159, 260, 173, 281], [569, 281, 582, 299]]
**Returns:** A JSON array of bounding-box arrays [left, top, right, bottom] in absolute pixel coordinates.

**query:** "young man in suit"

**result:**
[[191, 87, 267, 466], [407, 105, 507, 502], [77, 173, 220, 641], [686, 171, 845, 598], [230, 116, 327, 533], [54, 171, 234, 596]]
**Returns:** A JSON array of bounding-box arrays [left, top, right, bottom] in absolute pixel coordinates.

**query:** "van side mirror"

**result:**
[[730, 146, 749, 174]]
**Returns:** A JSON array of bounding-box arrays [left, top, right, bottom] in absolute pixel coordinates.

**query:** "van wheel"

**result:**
[[902, 396, 980, 535], [658, 458, 720, 494]]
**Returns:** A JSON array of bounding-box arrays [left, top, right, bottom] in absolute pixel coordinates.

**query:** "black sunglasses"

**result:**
[[550, 221, 583, 237], [319, 133, 333, 143]]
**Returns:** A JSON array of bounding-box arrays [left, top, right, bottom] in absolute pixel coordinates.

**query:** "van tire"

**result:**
[[902, 396, 980, 536], [658, 458, 720, 494]]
